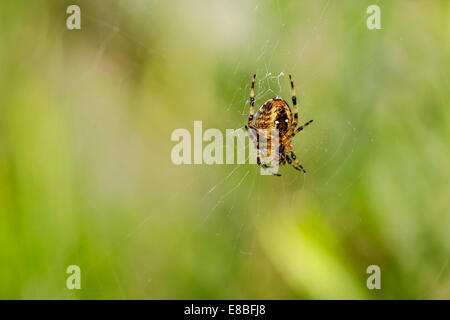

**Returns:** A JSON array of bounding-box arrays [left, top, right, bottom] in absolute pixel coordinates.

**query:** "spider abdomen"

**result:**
[[253, 98, 293, 136]]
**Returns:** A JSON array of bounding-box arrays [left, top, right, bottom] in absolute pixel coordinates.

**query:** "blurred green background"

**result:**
[[0, 0, 449, 299]]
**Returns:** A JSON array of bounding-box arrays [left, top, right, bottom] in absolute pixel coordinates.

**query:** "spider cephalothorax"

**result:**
[[245, 74, 313, 176]]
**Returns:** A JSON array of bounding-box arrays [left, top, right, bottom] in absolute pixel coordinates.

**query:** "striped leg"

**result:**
[[255, 132, 262, 166], [289, 74, 298, 128], [252, 129, 280, 176], [266, 130, 271, 157], [248, 74, 256, 127], [248, 127, 262, 166], [290, 152, 306, 173], [293, 119, 314, 136], [263, 168, 281, 176]]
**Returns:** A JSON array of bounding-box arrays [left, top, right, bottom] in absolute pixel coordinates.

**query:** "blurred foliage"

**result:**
[[0, 0, 449, 299]]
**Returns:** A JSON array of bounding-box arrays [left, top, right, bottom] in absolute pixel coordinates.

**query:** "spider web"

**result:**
[[174, 0, 345, 262], [72, 0, 372, 298]]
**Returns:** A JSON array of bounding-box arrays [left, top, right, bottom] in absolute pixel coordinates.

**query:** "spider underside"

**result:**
[[245, 74, 313, 176]]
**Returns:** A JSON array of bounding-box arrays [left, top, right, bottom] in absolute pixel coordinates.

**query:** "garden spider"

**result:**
[[245, 74, 313, 176]]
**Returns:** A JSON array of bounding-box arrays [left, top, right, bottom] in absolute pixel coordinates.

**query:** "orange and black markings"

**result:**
[[245, 74, 314, 176]]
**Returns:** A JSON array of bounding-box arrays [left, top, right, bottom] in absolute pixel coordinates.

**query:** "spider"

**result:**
[[245, 74, 313, 176]]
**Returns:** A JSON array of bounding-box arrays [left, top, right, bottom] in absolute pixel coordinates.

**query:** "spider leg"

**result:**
[[293, 119, 314, 136], [266, 130, 272, 158], [279, 154, 287, 166], [251, 129, 281, 176], [250, 127, 263, 167], [245, 123, 258, 132], [261, 143, 282, 176], [246, 125, 267, 171], [286, 155, 292, 164], [289, 152, 306, 173], [260, 164, 281, 176], [289, 74, 298, 128], [247, 126, 266, 166], [248, 74, 256, 127]]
